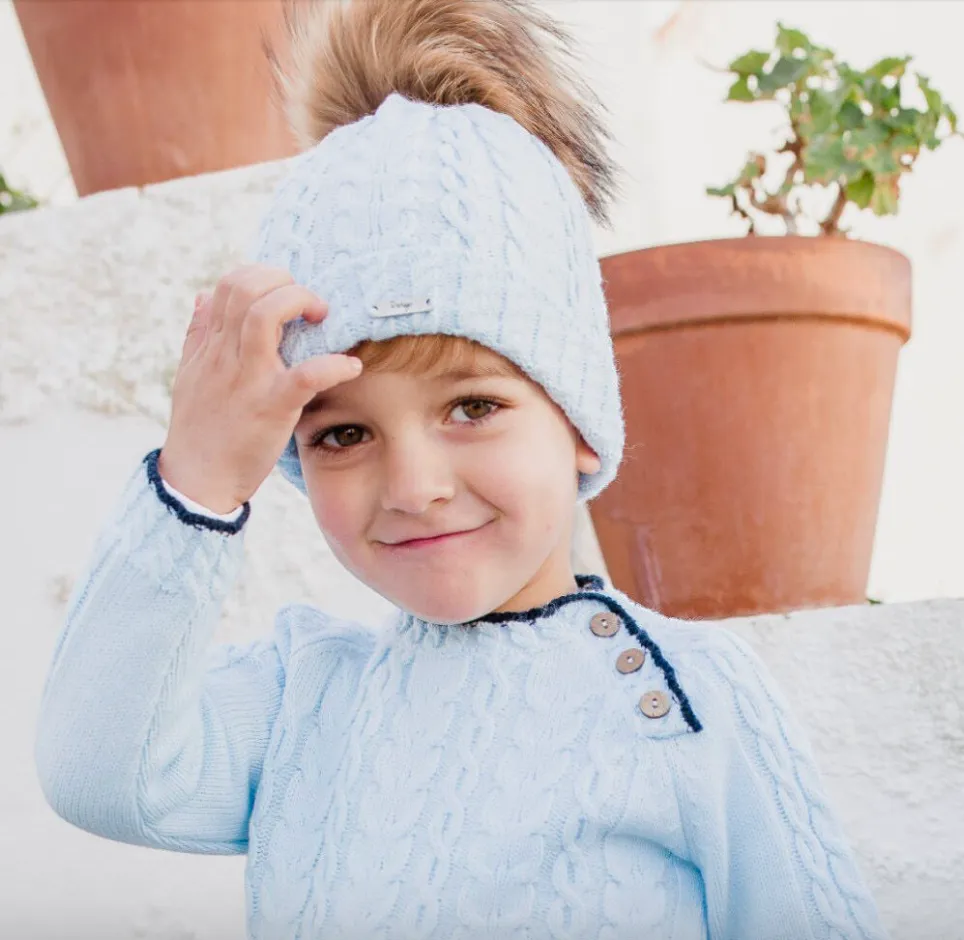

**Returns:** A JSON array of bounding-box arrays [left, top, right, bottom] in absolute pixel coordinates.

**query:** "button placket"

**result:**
[[588, 606, 677, 724]]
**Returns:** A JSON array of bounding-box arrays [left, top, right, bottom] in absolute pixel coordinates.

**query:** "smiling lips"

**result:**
[[381, 522, 490, 549]]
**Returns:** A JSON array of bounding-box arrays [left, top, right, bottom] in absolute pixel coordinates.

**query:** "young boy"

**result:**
[[34, 1, 888, 937]]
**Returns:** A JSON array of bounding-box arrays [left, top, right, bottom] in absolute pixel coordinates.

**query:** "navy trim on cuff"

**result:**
[[143, 448, 251, 535]]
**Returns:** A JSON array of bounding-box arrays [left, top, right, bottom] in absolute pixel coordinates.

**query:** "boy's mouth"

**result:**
[[378, 520, 492, 549]]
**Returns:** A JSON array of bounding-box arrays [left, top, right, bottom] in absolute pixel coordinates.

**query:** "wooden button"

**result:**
[[590, 612, 620, 637], [616, 648, 645, 674], [639, 690, 671, 719]]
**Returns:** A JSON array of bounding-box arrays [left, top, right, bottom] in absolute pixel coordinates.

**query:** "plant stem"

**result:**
[[731, 193, 757, 234], [820, 184, 848, 235]]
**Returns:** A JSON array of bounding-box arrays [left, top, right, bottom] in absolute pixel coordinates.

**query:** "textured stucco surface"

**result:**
[[721, 601, 964, 940]]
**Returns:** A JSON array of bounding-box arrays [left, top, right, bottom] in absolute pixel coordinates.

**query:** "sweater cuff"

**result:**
[[161, 480, 245, 522], [144, 449, 250, 534]]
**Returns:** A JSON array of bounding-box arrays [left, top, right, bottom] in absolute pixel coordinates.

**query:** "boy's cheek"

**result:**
[[483, 429, 577, 499], [308, 482, 366, 549]]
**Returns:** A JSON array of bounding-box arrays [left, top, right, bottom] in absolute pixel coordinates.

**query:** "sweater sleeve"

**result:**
[[675, 628, 889, 940], [160, 477, 245, 522], [34, 448, 282, 856]]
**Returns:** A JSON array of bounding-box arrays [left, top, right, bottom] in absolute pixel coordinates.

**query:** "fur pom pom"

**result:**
[[262, 0, 621, 228]]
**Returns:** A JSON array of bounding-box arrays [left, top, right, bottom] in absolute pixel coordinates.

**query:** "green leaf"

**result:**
[[776, 23, 813, 57], [726, 75, 755, 102], [805, 88, 842, 135], [887, 108, 920, 131], [850, 122, 891, 150], [803, 136, 848, 184], [707, 183, 737, 198], [869, 176, 901, 215], [917, 73, 943, 114], [808, 45, 836, 68], [866, 56, 911, 81], [804, 134, 866, 185], [890, 132, 920, 156], [916, 110, 941, 147], [0, 171, 39, 215], [864, 148, 900, 175], [838, 100, 865, 130], [729, 50, 770, 76], [758, 56, 811, 94], [846, 172, 875, 208], [944, 103, 958, 133], [866, 80, 901, 114]]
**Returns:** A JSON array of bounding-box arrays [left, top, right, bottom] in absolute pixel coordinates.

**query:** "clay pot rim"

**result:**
[[599, 234, 912, 343]]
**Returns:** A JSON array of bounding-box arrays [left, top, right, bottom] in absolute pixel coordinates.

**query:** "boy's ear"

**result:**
[[576, 435, 602, 476]]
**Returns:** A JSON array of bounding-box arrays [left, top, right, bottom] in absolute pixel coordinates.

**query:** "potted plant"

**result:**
[[589, 23, 961, 619], [13, 0, 297, 196]]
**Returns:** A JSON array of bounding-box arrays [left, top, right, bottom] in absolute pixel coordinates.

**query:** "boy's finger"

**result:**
[[280, 353, 363, 411], [218, 265, 295, 337], [239, 283, 329, 361], [181, 291, 214, 362]]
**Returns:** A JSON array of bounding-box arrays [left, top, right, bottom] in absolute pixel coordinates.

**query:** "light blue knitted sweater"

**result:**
[[35, 450, 888, 940]]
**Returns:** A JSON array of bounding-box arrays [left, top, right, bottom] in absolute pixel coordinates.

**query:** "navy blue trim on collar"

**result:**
[[471, 574, 605, 624], [143, 448, 250, 534], [471, 574, 702, 734]]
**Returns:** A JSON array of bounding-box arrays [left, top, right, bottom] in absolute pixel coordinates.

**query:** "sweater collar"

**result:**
[[469, 573, 605, 624], [393, 573, 703, 735], [395, 573, 605, 643]]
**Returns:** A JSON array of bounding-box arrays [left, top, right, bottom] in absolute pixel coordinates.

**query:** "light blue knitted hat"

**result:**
[[251, 1, 624, 502]]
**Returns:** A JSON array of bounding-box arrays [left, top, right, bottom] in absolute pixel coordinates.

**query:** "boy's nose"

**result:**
[[379, 435, 456, 515]]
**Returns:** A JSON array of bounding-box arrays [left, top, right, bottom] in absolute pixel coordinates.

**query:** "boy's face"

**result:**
[[293, 343, 601, 624]]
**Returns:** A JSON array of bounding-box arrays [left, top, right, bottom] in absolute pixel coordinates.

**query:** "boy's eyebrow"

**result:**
[[430, 362, 521, 382], [301, 361, 520, 416]]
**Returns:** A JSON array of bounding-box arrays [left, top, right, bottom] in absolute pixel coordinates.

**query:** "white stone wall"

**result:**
[[2, 1, 963, 937]]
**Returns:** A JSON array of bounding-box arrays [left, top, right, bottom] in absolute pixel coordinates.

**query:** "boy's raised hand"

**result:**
[[158, 264, 362, 513]]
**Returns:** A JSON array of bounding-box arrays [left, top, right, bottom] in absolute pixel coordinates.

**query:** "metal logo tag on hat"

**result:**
[[370, 297, 434, 318]]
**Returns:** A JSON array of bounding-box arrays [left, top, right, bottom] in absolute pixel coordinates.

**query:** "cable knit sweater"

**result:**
[[35, 449, 888, 940]]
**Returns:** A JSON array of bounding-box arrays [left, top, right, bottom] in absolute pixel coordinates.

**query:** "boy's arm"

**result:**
[[676, 629, 889, 940], [34, 449, 282, 855]]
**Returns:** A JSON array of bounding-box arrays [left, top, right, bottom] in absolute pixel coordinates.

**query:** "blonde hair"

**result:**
[[348, 333, 526, 379]]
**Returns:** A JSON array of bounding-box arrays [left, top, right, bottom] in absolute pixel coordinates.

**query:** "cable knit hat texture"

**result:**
[[250, 2, 625, 501]]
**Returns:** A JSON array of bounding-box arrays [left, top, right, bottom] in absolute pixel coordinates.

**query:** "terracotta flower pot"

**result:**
[[14, 0, 297, 196], [589, 236, 912, 619]]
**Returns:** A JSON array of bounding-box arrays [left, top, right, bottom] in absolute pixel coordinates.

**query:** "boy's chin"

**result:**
[[385, 583, 509, 626], [396, 598, 491, 626]]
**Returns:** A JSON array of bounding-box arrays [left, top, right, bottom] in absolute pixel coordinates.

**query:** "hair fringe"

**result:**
[[350, 334, 526, 379], [262, 0, 621, 228]]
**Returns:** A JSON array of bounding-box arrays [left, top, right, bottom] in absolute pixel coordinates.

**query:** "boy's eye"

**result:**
[[314, 425, 369, 449], [451, 399, 498, 423], [310, 398, 500, 450]]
